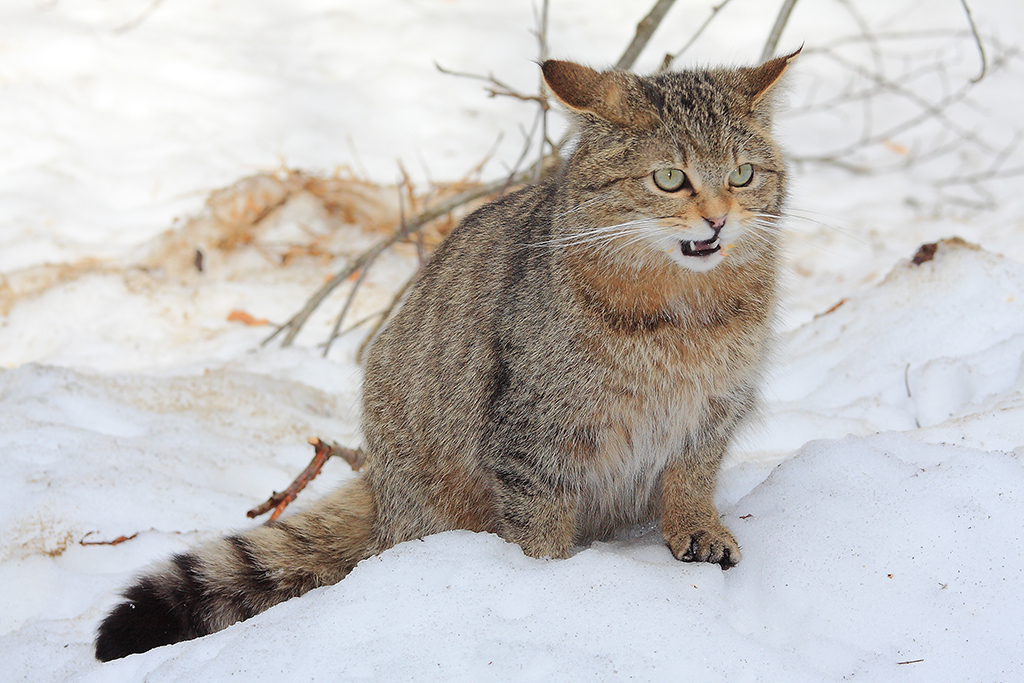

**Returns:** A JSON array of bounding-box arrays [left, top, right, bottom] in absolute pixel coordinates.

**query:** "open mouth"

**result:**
[[680, 238, 721, 258]]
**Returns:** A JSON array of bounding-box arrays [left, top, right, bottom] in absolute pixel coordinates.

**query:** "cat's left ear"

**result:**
[[541, 60, 657, 128], [739, 46, 801, 113]]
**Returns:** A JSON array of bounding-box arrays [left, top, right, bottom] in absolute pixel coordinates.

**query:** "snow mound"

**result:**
[[752, 238, 1024, 457], [65, 434, 1024, 683]]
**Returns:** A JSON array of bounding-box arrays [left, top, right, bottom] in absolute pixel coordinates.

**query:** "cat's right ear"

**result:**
[[542, 60, 655, 128]]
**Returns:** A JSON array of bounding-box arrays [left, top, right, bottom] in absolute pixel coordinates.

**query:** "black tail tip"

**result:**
[[94, 578, 194, 662]]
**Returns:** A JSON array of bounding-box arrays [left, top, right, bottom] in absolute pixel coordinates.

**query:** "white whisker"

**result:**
[[554, 196, 610, 219], [522, 218, 662, 250], [608, 230, 666, 258]]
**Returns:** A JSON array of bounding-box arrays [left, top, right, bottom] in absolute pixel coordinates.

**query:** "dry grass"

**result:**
[[1, 168, 493, 319], [142, 168, 489, 279]]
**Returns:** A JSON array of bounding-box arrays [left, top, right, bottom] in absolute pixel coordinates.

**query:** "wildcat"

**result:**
[[95, 50, 798, 662]]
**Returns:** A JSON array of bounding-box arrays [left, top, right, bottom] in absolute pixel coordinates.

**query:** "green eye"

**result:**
[[728, 163, 754, 187], [653, 168, 687, 192]]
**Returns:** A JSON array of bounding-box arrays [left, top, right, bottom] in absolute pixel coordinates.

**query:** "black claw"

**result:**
[[685, 531, 706, 562], [669, 530, 740, 568]]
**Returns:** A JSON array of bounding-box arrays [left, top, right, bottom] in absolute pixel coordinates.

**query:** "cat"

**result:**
[[94, 49, 799, 662]]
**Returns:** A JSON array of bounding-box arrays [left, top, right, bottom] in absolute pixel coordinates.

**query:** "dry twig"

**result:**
[[80, 531, 139, 546], [958, 0, 987, 83], [616, 0, 678, 71], [263, 170, 538, 349], [247, 437, 365, 522], [114, 0, 166, 34], [355, 275, 416, 362], [534, 0, 552, 182], [760, 0, 800, 62], [766, 3, 1018, 209], [433, 64, 546, 103], [660, 0, 736, 71]]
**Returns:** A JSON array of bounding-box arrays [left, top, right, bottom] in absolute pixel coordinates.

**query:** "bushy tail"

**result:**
[[95, 478, 377, 662]]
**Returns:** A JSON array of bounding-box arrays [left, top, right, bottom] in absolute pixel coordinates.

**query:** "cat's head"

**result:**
[[542, 50, 798, 274]]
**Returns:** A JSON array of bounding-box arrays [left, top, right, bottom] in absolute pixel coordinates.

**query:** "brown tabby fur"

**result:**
[[95, 50, 798, 661]]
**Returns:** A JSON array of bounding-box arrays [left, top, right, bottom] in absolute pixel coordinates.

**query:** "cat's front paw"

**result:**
[[665, 523, 741, 569]]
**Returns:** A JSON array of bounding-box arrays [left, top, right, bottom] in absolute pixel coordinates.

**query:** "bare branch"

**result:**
[[319, 173, 412, 357], [534, 0, 551, 182], [323, 263, 372, 356], [80, 531, 139, 546], [264, 168, 542, 348], [615, 0, 678, 71], [510, 109, 546, 180], [247, 438, 365, 522], [791, 47, 998, 165], [936, 166, 1024, 186], [434, 63, 546, 103], [933, 131, 1024, 186], [815, 29, 970, 50], [305, 1, 564, 352], [264, 241, 376, 348], [958, 0, 987, 83], [661, 0, 736, 71], [356, 276, 415, 363], [113, 0, 165, 34], [760, 0, 799, 63]]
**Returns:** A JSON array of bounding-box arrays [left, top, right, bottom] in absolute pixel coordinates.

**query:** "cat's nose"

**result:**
[[704, 215, 727, 233]]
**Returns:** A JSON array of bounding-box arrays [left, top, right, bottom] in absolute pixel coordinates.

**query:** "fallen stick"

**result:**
[[80, 531, 139, 546], [247, 438, 365, 522]]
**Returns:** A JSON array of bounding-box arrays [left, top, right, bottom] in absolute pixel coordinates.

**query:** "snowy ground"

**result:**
[[2, 1, 1023, 681]]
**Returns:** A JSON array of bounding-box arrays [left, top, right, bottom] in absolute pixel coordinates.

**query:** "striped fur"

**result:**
[[95, 52, 797, 661]]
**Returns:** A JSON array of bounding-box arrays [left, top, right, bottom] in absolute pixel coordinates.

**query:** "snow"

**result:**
[[1, 1, 1023, 681]]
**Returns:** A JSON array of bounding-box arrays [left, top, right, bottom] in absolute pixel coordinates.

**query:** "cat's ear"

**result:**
[[541, 60, 656, 128], [739, 47, 801, 111]]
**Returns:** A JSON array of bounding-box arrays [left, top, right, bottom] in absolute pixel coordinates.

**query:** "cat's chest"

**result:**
[[591, 371, 706, 469], [567, 356, 754, 543], [572, 382, 702, 539], [568, 324, 740, 521]]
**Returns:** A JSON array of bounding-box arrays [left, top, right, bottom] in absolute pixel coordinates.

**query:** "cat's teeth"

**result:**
[[688, 238, 720, 253], [682, 238, 722, 257]]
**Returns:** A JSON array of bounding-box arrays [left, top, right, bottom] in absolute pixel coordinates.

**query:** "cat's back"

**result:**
[[360, 178, 564, 467], [365, 177, 558, 371]]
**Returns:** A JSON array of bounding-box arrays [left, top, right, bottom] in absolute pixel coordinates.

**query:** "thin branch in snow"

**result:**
[[787, 27, 1020, 200], [263, 175, 531, 348], [793, 48, 993, 164], [113, 0, 166, 34], [760, 0, 800, 62], [534, 0, 551, 182], [434, 64, 546, 103], [80, 531, 139, 546], [958, 0, 987, 83], [355, 276, 415, 363], [660, 0, 736, 71], [323, 264, 372, 357], [932, 131, 1024, 186], [615, 0, 678, 71], [283, 0, 579, 352], [247, 438, 365, 522]]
